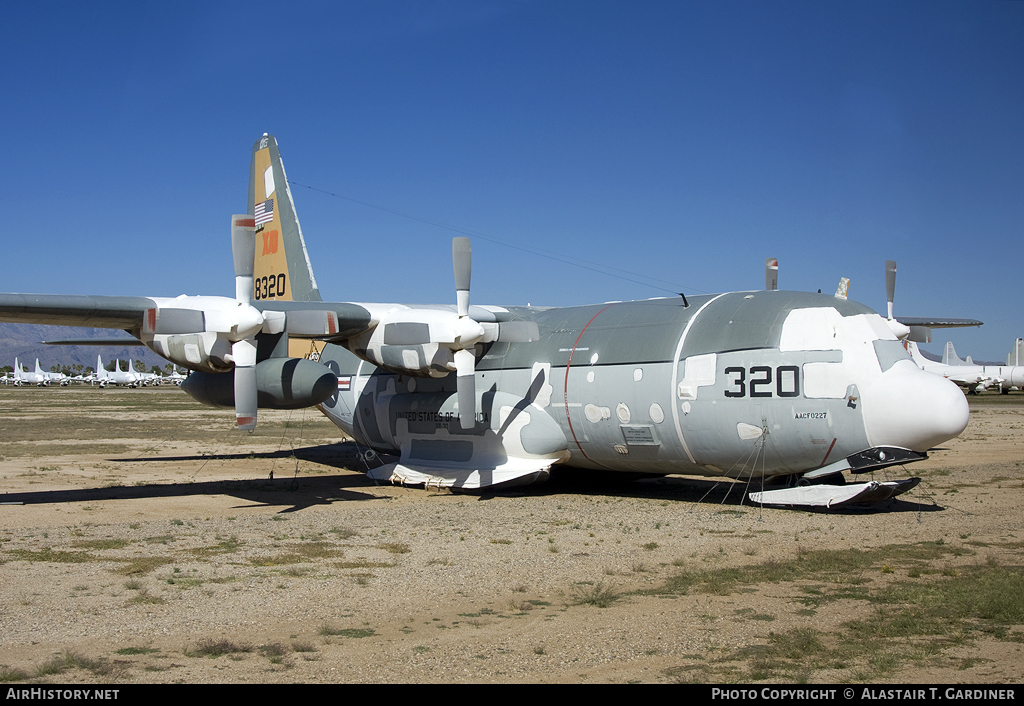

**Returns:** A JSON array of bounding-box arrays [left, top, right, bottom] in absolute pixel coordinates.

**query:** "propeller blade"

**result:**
[[765, 258, 778, 291], [885, 260, 897, 320], [882, 260, 912, 340], [454, 348, 476, 429], [834, 277, 849, 300], [232, 339, 258, 431], [453, 237, 471, 317], [232, 215, 256, 303]]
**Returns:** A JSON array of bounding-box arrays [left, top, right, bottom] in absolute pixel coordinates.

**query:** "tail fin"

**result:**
[[905, 341, 925, 364], [249, 134, 321, 303], [14, 358, 20, 380], [1009, 338, 1024, 366], [943, 342, 966, 366]]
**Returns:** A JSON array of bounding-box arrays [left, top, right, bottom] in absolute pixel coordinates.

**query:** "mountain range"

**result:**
[[0, 323, 168, 372]]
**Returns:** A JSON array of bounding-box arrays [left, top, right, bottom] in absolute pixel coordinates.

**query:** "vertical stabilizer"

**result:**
[[249, 134, 321, 303], [906, 341, 925, 365], [1008, 338, 1024, 367], [942, 342, 966, 366]]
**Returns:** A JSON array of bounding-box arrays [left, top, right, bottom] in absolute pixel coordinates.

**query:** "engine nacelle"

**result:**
[[146, 331, 232, 373], [180, 358, 338, 410], [346, 339, 458, 378]]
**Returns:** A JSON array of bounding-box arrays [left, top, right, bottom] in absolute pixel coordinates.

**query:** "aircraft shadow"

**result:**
[[3, 440, 943, 515], [477, 469, 946, 515], [0, 474, 393, 514], [3, 443, 396, 513]]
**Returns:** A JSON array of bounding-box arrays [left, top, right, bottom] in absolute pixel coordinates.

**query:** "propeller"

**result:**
[[885, 260, 897, 321], [371, 237, 539, 429], [883, 260, 911, 340], [229, 216, 264, 431], [448, 237, 539, 428], [452, 237, 482, 429]]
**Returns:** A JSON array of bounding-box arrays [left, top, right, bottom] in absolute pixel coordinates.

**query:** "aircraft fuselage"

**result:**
[[315, 290, 968, 486]]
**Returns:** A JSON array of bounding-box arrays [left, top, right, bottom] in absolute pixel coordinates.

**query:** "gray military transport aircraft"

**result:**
[[0, 135, 972, 508]]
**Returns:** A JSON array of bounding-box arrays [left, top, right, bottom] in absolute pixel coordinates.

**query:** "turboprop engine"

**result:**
[[180, 357, 338, 411], [138, 216, 348, 431]]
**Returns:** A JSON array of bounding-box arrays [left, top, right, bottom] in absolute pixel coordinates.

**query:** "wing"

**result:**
[[0, 294, 154, 331], [895, 316, 983, 329], [0, 293, 374, 342]]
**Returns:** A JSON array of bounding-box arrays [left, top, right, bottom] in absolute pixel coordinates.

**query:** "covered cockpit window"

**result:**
[[873, 339, 913, 372]]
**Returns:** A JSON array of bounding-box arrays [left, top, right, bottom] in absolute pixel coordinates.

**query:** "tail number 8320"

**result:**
[[254, 274, 287, 300], [723, 365, 800, 398]]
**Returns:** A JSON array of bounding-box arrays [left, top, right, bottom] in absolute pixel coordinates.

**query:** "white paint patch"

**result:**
[[633, 368, 643, 382], [587, 371, 595, 383], [737, 422, 763, 440], [401, 349, 420, 370], [585, 404, 610, 423], [780, 309, 894, 352], [678, 353, 717, 399], [498, 405, 532, 456], [803, 362, 849, 399], [264, 165, 276, 199], [590, 352, 599, 365], [782, 309, 898, 399], [649, 403, 664, 424], [530, 362, 552, 408], [616, 403, 631, 424], [779, 307, 842, 351]]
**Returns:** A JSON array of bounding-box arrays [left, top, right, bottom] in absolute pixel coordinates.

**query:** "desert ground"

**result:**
[[0, 385, 1022, 684]]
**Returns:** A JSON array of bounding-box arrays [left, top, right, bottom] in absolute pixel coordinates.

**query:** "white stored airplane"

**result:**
[[166, 366, 187, 385], [0, 134, 973, 508], [12, 358, 57, 386], [1009, 338, 1024, 367], [905, 340, 1024, 394], [135, 363, 164, 386], [95, 356, 142, 388]]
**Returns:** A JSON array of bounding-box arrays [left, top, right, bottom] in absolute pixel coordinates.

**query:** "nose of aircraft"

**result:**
[[862, 361, 969, 452]]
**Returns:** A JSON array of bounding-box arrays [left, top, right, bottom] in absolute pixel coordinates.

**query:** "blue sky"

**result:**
[[3, 1, 1021, 361]]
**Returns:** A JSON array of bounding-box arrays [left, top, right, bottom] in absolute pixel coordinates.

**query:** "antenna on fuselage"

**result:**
[[679, 293, 689, 308], [765, 258, 778, 291]]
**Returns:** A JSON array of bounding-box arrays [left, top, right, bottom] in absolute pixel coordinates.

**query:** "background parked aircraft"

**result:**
[[906, 340, 1024, 394]]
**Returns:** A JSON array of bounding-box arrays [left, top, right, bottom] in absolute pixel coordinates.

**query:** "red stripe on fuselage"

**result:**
[[563, 305, 613, 466], [819, 437, 838, 467]]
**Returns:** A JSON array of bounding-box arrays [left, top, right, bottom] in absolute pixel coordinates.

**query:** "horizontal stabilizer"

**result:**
[[44, 338, 145, 346], [749, 478, 920, 508]]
